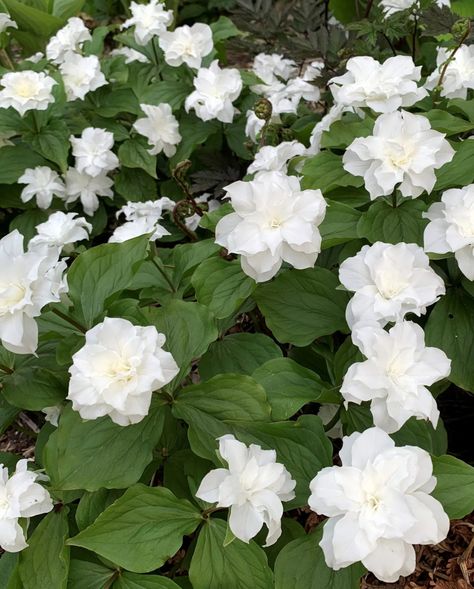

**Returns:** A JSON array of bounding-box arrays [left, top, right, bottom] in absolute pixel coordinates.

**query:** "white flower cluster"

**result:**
[[0, 460, 53, 552], [109, 198, 172, 243], [0, 230, 68, 354]]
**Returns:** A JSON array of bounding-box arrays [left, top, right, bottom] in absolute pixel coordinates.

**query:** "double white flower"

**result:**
[[185, 60, 242, 123], [69, 127, 119, 177], [18, 166, 65, 209], [215, 171, 327, 282], [45, 17, 92, 64], [67, 317, 179, 426], [0, 230, 68, 355], [0, 460, 53, 553], [133, 103, 181, 157], [329, 55, 427, 113], [247, 141, 306, 175], [425, 45, 474, 100], [64, 168, 114, 216], [59, 53, 107, 102], [158, 23, 213, 69], [309, 427, 449, 583], [424, 184, 474, 280], [341, 321, 450, 433], [0, 71, 56, 116], [196, 435, 296, 546], [339, 241, 445, 329], [109, 198, 171, 243], [343, 110, 454, 200], [122, 0, 173, 45], [30, 211, 92, 252]]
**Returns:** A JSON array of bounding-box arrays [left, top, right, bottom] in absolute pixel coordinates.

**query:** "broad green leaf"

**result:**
[[144, 300, 218, 389], [19, 508, 70, 589], [75, 489, 124, 530], [328, 0, 358, 23], [0, 397, 19, 436], [274, 524, 365, 589], [435, 139, 474, 191], [30, 119, 70, 172], [199, 333, 282, 380], [93, 88, 140, 117], [432, 455, 474, 519], [9, 209, 49, 243], [425, 288, 474, 393], [67, 559, 114, 589], [170, 114, 220, 166], [67, 236, 149, 326], [254, 268, 350, 346], [302, 151, 364, 193], [392, 417, 448, 456], [139, 80, 193, 112], [52, 0, 85, 19], [252, 357, 339, 420], [2, 364, 66, 410], [451, 0, 474, 16], [114, 572, 181, 589], [320, 116, 374, 149], [422, 110, 474, 135], [320, 200, 361, 249], [163, 449, 213, 503], [189, 519, 273, 589], [357, 199, 428, 246], [333, 336, 363, 387], [210, 15, 241, 42], [0, 144, 47, 183], [172, 373, 272, 461], [3, 0, 62, 37], [118, 138, 157, 179], [0, 554, 18, 589], [192, 257, 256, 319], [69, 485, 202, 573], [238, 415, 333, 508], [43, 401, 165, 491], [115, 167, 157, 201]]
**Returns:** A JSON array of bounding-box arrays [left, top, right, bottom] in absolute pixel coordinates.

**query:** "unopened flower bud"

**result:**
[[451, 18, 470, 41], [254, 97, 272, 121]]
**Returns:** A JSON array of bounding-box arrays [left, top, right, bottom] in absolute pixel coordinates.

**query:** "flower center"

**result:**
[[0, 283, 27, 315], [270, 218, 282, 229], [14, 79, 38, 98], [105, 356, 135, 383], [366, 494, 381, 511], [385, 142, 414, 169]]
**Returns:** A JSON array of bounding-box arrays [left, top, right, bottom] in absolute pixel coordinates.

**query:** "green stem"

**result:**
[[51, 307, 87, 333], [436, 22, 471, 96], [0, 363, 13, 375], [392, 191, 398, 208], [151, 37, 161, 67], [0, 49, 15, 70], [151, 247, 177, 293]]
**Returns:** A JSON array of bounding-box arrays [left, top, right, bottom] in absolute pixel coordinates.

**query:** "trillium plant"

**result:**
[[1, 0, 474, 587]]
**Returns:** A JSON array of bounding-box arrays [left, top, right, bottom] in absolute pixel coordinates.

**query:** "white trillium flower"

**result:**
[[0, 230, 68, 354], [339, 241, 445, 329], [309, 427, 449, 583], [30, 211, 92, 251], [424, 184, 474, 280], [70, 127, 119, 177], [158, 23, 213, 69], [185, 60, 242, 123], [110, 47, 149, 64], [64, 167, 114, 216], [45, 17, 92, 65], [109, 198, 171, 243], [0, 13, 17, 33], [133, 103, 181, 157], [215, 171, 327, 282], [122, 0, 173, 46], [67, 317, 179, 426], [341, 321, 450, 433], [18, 166, 66, 209], [381, 0, 450, 15], [196, 435, 296, 546], [0, 71, 56, 116], [425, 45, 474, 100], [252, 53, 297, 85], [260, 78, 320, 116], [343, 110, 454, 199], [59, 53, 107, 101], [0, 459, 53, 553], [248, 141, 306, 175], [329, 55, 427, 113]]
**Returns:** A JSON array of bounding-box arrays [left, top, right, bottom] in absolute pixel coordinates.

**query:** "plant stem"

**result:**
[[392, 191, 398, 208], [151, 36, 161, 67], [0, 49, 14, 70], [412, 14, 418, 61], [151, 256, 176, 293], [51, 307, 87, 333], [364, 0, 374, 18], [436, 22, 471, 95], [0, 363, 13, 375]]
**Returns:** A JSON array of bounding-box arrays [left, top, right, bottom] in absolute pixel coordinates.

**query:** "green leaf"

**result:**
[[254, 268, 349, 346], [139, 80, 193, 112], [69, 485, 202, 573], [67, 559, 114, 589], [320, 200, 362, 249], [9, 209, 49, 243], [0, 144, 47, 184], [0, 554, 18, 589], [115, 167, 157, 202], [43, 401, 165, 491], [189, 519, 273, 589], [320, 116, 374, 149], [172, 373, 272, 461], [52, 0, 85, 19], [118, 138, 157, 179], [357, 199, 428, 246], [238, 415, 332, 508], [422, 110, 474, 135], [114, 572, 181, 589], [432, 455, 474, 519], [144, 300, 218, 389], [3, 0, 62, 37], [19, 509, 70, 589], [199, 333, 282, 380], [302, 151, 364, 193], [451, 0, 474, 17], [170, 114, 220, 166], [0, 397, 19, 436], [75, 488, 124, 530], [392, 417, 448, 456], [30, 119, 70, 173], [274, 524, 365, 589], [210, 15, 241, 42], [2, 364, 66, 410], [93, 88, 140, 117], [425, 288, 474, 393], [67, 236, 149, 326], [192, 257, 256, 319], [328, 0, 358, 23], [253, 357, 338, 420], [435, 139, 474, 191]]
